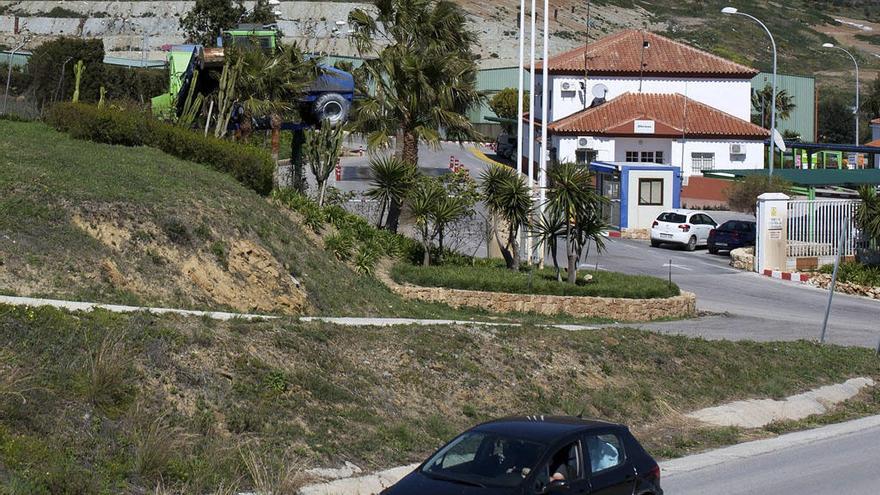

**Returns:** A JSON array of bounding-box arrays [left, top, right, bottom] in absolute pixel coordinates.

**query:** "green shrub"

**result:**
[[819, 262, 880, 287], [324, 233, 354, 261], [391, 262, 680, 299], [45, 103, 275, 195]]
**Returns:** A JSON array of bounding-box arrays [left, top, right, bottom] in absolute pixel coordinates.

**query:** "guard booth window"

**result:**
[[576, 149, 598, 165], [638, 178, 664, 206]]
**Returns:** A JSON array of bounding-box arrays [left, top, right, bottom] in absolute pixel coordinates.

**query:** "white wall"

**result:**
[[540, 75, 752, 123], [627, 169, 675, 230], [554, 136, 615, 164], [554, 136, 763, 178], [672, 139, 764, 177], [612, 138, 672, 164]]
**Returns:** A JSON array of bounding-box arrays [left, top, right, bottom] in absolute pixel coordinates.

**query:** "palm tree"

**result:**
[[545, 163, 604, 284], [481, 165, 532, 271], [348, 0, 483, 176], [752, 85, 796, 129], [365, 156, 417, 229], [233, 43, 319, 159]]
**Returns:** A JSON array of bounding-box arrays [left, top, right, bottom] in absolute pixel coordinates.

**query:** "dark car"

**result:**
[[381, 416, 662, 495], [707, 220, 756, 254]]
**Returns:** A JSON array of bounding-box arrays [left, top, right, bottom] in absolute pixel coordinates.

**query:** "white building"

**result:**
[[526, 30, 770, 179]]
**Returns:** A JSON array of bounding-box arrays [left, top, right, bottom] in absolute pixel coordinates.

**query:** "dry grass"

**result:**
[[84, 327, 134, 410], [241, 447, 310, 495], [0, 351, 35, 406]]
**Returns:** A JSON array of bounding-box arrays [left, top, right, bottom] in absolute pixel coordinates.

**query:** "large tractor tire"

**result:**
[[313, 93, 351, 127]]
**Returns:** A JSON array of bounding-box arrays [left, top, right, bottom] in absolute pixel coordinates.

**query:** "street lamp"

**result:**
[[722, 6, 778, 176], [822, 42, 860, 145]]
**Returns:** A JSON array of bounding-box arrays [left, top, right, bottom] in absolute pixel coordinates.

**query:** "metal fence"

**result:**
[[787, 199, 862, 258]]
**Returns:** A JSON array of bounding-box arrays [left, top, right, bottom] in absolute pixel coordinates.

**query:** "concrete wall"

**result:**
[[535, 75, 753, 123]]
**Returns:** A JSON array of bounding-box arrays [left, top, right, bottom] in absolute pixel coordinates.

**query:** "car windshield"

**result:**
[[421, 431, 545, 488], [657, 212, 687, 223]]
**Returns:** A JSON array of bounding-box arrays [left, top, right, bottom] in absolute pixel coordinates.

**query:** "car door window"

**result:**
[[585, 433, 625, 474], [533, 441, 583, 492]]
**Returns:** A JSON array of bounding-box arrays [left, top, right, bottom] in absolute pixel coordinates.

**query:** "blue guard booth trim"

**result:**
[[589, 161, 682, 230]]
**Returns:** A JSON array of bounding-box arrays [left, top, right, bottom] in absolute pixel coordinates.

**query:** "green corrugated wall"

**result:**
[[751, 72, 816, 142]]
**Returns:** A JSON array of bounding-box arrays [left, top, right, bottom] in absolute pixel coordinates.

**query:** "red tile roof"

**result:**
[[533, 30, 757, 78], [547, 92, 770, 140]]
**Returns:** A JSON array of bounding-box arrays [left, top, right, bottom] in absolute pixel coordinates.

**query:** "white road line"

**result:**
[[663, 263, 693, 271]]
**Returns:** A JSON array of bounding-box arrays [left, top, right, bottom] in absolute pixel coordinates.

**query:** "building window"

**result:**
[[638, 178, 664, 206], [561, 90, 577, 99], [639, 151, 664, 163], [692, 152, 716, 171], [625, 151, 639, 162], [576, 149, 598, 165]]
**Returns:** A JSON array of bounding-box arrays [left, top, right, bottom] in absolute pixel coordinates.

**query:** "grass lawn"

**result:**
[[1, 304, 878, 493], [391, 261, 680, 299]]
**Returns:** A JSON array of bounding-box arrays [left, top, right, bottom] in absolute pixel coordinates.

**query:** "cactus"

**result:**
[[72, 60, 85, 103]]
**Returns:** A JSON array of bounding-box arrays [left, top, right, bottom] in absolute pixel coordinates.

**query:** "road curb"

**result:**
[[660, 414, 880, 477], [762, 269, 810, 283]]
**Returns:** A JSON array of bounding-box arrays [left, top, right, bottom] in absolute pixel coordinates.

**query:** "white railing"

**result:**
[[787, 199, 861, 258]]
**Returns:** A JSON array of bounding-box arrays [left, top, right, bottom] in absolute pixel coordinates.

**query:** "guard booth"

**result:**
[[590, 161, 681, 234]]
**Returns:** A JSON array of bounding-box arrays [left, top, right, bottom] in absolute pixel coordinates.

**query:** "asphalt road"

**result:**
[[662, 422, 880, 494], [582, 238, 880, 348]]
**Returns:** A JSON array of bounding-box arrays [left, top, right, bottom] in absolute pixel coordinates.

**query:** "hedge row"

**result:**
[[46, 103, 274, 195]]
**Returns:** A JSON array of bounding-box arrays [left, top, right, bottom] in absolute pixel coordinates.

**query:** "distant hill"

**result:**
[[1, 0, 877, 86]]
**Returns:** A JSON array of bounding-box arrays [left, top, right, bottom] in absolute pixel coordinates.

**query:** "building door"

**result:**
[[600, 175, 621, 229]]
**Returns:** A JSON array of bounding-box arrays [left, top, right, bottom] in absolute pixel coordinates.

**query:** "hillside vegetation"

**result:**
[[0, 119, 420, 316], [0, 304, 878, 493]]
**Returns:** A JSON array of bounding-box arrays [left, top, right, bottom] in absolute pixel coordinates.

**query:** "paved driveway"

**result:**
[[579, 238, 880, 348]]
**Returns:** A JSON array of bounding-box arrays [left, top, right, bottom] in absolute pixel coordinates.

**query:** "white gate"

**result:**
[[787, 199, 861, 259]]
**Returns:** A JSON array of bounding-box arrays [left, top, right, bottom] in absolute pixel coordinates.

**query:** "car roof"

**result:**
[[472, 416, 621, 444], [660, 209, 702, 215]]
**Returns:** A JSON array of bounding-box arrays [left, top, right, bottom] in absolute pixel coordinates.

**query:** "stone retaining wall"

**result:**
[[381, 270, 696, 322], [807, 274, 880, 300]]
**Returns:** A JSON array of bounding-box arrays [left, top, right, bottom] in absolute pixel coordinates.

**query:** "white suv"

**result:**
[[650, 209, 718, 251]]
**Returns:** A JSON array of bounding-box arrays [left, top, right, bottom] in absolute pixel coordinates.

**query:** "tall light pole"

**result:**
[[516, 0, 535, 260], [3, 35, 30, 116], [722, 7, 777, 177], [539, 0, 549, 223], [822, 43, 860, 145]]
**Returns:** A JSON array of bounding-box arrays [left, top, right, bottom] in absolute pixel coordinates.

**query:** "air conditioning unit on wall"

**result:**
[[730, 143, 743, 154], [577, 137, 591, 149]]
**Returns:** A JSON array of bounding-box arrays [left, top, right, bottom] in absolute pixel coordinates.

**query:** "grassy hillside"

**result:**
[[0, 304, 877, 493], [0, 119, 424, 317]]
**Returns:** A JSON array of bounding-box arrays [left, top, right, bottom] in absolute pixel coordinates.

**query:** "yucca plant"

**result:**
[[545, 163, 605, 284], [365, 155, 417, 230], [480, 164, 532, 270]]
